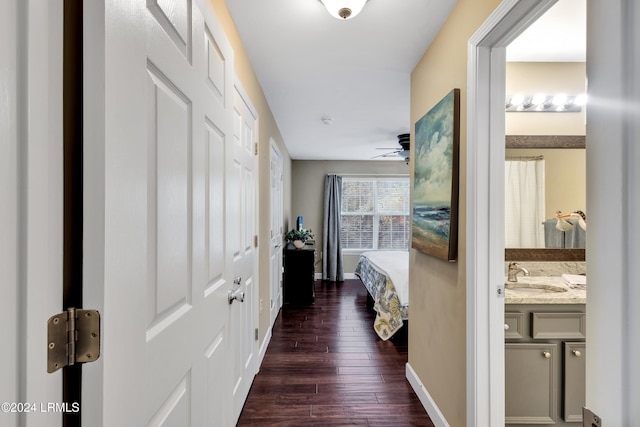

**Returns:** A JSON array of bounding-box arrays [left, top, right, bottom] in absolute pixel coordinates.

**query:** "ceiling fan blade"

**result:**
[[371, 149, 401, 159]]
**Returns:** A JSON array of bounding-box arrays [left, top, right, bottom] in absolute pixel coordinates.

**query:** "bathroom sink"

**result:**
[[505, 276, 569, 292]]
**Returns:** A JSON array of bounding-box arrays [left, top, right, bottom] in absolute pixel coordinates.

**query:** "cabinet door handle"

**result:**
[[542, 351, 551, 359], [572, 350, 582, 357]]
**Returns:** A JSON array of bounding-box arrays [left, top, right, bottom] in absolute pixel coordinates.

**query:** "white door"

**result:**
[[270, 142, 284, 324], [229, 85, 259, 421], [1, 0, 64, 425], [82, 0, 253, 425]]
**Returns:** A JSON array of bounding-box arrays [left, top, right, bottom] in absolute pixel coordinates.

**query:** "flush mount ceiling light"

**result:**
[[320, 0, 367, 20]]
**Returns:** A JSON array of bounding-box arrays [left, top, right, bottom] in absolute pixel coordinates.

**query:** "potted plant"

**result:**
[[284, 228, 314, 249]]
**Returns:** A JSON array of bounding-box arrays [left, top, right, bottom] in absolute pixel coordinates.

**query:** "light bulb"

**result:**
[[552, 93, 568, 106], [574, 94, 587, 106], [321, 0, 367, 20], [509, 94, 525, 107], [531, 93, 546, 106]]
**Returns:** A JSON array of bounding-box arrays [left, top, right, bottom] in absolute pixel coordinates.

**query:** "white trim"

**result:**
[[233, 77, 258, 121], [405, 363, 449, 427], [465, 1, 557, 425], [1, 0, 64, 412], [257, 324, 272, 371]]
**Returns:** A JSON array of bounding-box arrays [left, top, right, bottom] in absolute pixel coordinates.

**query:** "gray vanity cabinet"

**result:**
[[505, 343, 556, 423], [505, 304, 586, 426]]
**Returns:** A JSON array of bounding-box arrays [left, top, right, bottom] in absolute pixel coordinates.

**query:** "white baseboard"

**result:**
[[314, 272, 357, 280], [257, 323, 272, 372], [406, 362, 450, 427]]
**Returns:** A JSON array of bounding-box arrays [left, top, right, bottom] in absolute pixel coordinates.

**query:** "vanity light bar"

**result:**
[[505, 94, 586, 112]]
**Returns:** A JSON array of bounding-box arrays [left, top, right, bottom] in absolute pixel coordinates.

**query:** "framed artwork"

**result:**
[[411, 88, 460, 261]]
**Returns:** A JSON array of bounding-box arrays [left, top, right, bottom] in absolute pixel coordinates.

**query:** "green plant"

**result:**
[[284, 228, 314, 242]]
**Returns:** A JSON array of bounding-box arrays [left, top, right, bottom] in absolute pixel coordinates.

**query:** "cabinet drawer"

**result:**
[[532, 312, 586, 339], [504, 312, 525, 339]]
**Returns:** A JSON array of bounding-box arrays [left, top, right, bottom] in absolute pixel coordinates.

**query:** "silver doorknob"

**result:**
[[572, 350, 582, 357], [504, 324, 510, 330], [228, 289, 245, 304], [543, 351, 551, 359]]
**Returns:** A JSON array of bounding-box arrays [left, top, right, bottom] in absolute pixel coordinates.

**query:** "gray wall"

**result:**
[[291, 160, 409, 274]]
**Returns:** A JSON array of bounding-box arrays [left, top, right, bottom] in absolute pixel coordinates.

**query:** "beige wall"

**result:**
[[506, 62, 586, 135], [291, 160, 409, 273], [409, 0, 501, 425], [209, 0, 293, 344]]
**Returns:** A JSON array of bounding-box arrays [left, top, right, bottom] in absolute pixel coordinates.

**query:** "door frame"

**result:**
[[1, 0, 65, 424], [465, 1, 558, 425]]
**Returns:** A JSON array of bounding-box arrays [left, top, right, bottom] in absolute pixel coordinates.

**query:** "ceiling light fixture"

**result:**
[[320, 0, 367, 20]]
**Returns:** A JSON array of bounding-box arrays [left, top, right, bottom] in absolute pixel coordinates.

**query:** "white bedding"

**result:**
[[359, 250, 409, 305]]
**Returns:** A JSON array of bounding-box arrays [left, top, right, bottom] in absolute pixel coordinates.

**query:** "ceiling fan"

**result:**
[[373, 133, 411, 163]]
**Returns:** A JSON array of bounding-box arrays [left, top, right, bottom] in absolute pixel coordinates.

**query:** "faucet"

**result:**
[[507, 262, 529, 282]]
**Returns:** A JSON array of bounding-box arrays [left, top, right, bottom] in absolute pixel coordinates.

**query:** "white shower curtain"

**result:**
[[505, 159, 545, 248]]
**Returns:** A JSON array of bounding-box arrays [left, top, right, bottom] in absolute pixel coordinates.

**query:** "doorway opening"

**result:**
[[63, 0, 84, 425]]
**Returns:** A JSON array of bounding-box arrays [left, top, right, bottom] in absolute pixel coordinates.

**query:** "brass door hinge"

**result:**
[[47, 308, 100, 373]]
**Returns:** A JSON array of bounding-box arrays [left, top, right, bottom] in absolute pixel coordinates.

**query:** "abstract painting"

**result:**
[[412, 89, 460, 261]]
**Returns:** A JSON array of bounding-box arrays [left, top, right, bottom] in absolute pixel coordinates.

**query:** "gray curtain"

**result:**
[[323, 175, 344, 281]]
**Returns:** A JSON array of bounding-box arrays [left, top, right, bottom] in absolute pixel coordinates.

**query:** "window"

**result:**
[[341, 177, 410, 251]]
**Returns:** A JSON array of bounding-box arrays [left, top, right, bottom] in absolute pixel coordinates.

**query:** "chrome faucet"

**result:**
[[507, 262, 529, 282]]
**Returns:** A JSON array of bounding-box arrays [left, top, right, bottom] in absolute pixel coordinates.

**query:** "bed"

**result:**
[[354, 250, 409, 340]]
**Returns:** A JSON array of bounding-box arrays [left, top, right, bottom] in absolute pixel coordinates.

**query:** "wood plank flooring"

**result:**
[[237, 279, 435, 426]]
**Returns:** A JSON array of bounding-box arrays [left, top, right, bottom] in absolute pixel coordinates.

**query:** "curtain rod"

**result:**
[[505, 155, 544, 161]]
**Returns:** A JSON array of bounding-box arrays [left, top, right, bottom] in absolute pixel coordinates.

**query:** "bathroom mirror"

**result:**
[[504, 135, 586, 261]]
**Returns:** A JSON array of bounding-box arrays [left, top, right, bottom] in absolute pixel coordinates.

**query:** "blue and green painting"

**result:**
[[412, 89, 459, 260]]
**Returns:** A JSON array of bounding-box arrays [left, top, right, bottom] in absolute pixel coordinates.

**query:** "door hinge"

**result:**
[[254, 235, 258, 248], [47, 308, 100, 373], [254, 143, 258, 156], [254, 328, 259, 341]]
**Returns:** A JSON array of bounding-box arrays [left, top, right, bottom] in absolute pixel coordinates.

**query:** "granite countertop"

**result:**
[[504, 276, 586, 304]]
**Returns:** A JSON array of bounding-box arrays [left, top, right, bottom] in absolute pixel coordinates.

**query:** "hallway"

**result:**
[[237, 279, 434, 426]]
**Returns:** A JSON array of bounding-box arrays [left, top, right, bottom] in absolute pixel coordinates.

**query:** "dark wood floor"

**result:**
[[237, 279, 434, 426]]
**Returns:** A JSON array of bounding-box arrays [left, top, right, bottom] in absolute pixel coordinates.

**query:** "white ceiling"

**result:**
[[227, 0, 586, 161], [506, 0, 586, 62]]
